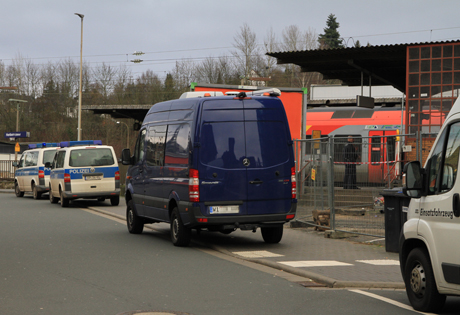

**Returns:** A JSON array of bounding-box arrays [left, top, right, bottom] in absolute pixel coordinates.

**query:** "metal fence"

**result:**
[[0, 160, 14, 180], [294, 135, 408, 237]]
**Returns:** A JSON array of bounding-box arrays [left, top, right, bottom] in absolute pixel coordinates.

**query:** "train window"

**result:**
[[387, 136, 396, 163], [352, 110, 374, 118], [371, 136, 381, 163], [334, 135, 362, 163], [332, 110, 354, 119]]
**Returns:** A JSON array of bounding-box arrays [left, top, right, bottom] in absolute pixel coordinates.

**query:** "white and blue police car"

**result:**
[[13, 142, 58, 199], [49, 140, 120, 207]]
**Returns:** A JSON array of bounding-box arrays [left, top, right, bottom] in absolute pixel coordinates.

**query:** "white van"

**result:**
[[49, 140, 120, 207], [401, 98, 460, 312], [13, 143, 58, 199]]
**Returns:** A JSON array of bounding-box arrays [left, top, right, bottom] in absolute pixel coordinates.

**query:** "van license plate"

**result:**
[[209, 205, 239, 214], [85, 175, 102, 180]]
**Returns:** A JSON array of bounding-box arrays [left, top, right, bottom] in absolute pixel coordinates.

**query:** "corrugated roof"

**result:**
[[267, 40, 460, 93]]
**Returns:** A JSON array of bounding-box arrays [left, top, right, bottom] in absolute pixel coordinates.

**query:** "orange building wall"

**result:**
[[194, 87, 303, 140]]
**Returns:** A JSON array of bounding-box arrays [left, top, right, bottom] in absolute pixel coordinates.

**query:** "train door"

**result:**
[[368, 131, 397, 184]]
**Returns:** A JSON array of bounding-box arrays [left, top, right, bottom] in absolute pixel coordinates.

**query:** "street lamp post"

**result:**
[[75, 13, 84, 141], [117, 121, 129, 148], [8, 99, 28, 161]]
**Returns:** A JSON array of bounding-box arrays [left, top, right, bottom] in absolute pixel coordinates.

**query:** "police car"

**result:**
[[13, 142, 58, 199], [49, 140, 120, 207]]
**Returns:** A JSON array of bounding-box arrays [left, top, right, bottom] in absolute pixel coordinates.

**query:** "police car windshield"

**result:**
[[43, 149, 57, 164], [69, 148, 114, 167]]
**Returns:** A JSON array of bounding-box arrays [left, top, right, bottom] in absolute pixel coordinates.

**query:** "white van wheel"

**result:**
[[60, 190, 69, 207], [110, 196, 120, 206], [49, 185, 59, 204], [170, 207, 191, 247], [261, 226, 284, 244], [405, 247, 446, 312], [33, 184, 41, 200], [15, 182, 24, 198]]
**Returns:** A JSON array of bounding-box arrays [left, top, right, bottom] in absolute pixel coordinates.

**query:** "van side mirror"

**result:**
[[45, 162, 51, 169], [133, 122, 141, 131], [12, 161, 18, 168], [403, 161, 423, 198], [121, 148, 133, 165]]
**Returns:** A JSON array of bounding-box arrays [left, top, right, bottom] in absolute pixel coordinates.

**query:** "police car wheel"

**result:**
[[33, 184, 41, 200], [405, 247, 446, 312], [127, 200, 143, 234], [261, 226, 284, 244], [170, 207, 191, 247], [110, 196, 120, 206], [15, 182, 24, 198], [60, 190, 69, 207], [49, 186, 59, 204]]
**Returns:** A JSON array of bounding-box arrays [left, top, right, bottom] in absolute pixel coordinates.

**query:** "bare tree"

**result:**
[[231, 23, 261, 83]]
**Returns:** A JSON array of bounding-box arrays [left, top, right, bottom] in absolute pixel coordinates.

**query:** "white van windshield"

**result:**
[[69, 148, 114, 167]]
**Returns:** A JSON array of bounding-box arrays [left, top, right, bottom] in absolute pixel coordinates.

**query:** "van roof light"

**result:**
[[179, 91, 224, 99], [28, 142, 59, 149], [247, 88, 281, 97], [59, 140, 102, 148]]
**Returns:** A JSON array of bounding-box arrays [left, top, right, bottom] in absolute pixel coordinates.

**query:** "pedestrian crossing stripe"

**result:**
[[279, 261, 353, 267], [357, 259, 400, 266], [232, 251, 284, 258]]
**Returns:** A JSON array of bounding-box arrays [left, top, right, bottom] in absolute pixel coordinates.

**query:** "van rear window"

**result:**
[[200, 121, 289, 168], [69, 148, 114, 167]]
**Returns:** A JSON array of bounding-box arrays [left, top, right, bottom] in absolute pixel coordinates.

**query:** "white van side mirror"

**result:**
[[403, 161, 423, 198]]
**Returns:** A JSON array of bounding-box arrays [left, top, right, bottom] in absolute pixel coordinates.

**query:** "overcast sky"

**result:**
[[2, 0, 460, 81]]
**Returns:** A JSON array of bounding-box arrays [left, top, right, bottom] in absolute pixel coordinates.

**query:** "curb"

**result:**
[[85, 205, 405, 290]]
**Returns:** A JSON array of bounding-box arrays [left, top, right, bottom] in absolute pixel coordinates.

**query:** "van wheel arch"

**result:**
[[401, 239, 428, 275]]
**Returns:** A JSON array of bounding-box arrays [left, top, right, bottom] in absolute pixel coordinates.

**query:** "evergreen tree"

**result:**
[[318, 14, 344, 49]]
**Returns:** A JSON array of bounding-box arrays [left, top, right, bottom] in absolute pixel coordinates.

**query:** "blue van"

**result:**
[[121, 89, 297, 246]]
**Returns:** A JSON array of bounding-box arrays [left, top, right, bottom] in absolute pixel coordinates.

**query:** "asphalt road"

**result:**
[[1, 193, 459, 315]]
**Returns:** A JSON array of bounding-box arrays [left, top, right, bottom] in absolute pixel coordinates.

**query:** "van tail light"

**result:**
[[38, 170, 45, 179], [291, 167, 296, 199], [64, 173, 71, 183], [189, 168, 199, 202], [115, 171, 120, 181]]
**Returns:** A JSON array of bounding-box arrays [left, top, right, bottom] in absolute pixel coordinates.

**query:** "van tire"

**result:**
[[404, 247, 446, 312], [33, 184, 41, 200], [170, 207, 191, 247], [127, 200, 144, 234], [261, 226, 284, 244], [15, 182, 24, 197], [49, 186, 59, 204], [60, 190, 69, 207], [110, 196, 120, 206]]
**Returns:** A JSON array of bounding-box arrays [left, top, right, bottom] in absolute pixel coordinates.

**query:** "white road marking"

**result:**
[[357, 259, 400, 266], [232, 251, 284, 258], [279, 261, 353, 267], [349, 289, 435, 315]]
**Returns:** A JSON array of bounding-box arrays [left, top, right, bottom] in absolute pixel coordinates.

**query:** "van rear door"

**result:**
[[198, 97, 292, 216], [244, 98, 292, 215]]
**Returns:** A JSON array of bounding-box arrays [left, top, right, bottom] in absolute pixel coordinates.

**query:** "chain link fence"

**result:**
[[294, 134, 413, 237]]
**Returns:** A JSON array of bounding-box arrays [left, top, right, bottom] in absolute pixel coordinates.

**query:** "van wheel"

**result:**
[[404, 247, 446, 312], [60, 190, 69, 207], [49, 185, 59, 204], [15, 182, 24, 197], [261, 226, 284, 244], [33, 184, 42, 200], [110, 196, 120, 206], [170, 207, 191, 247], [127, 200, 143, 234]]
